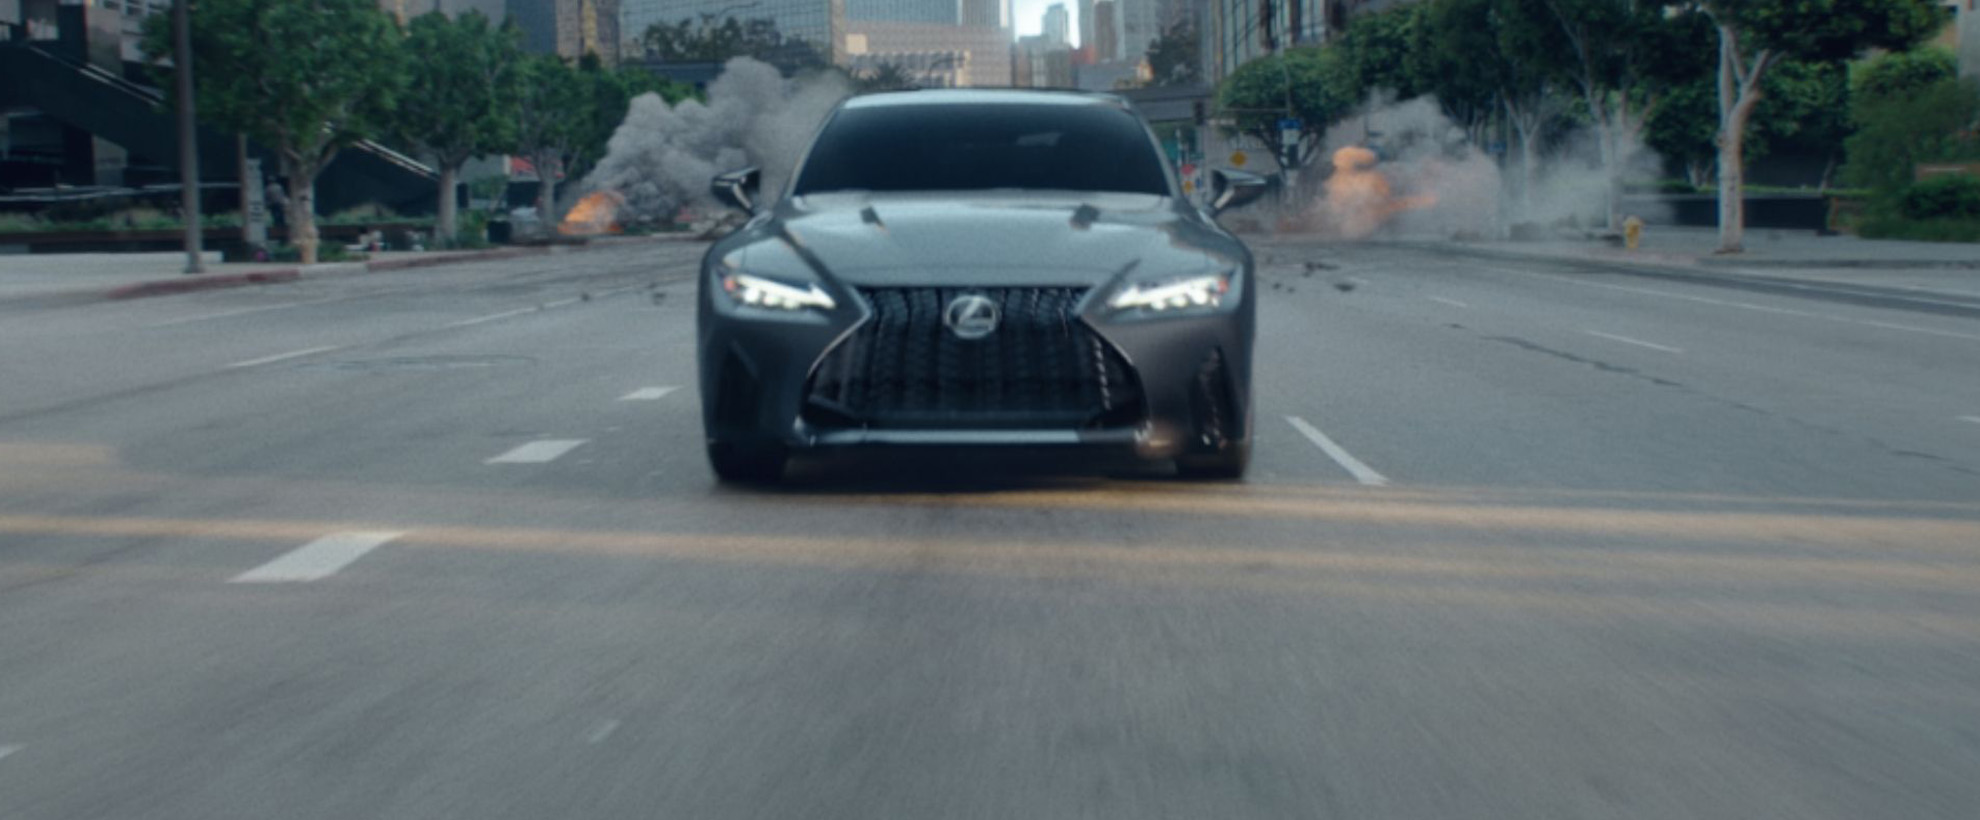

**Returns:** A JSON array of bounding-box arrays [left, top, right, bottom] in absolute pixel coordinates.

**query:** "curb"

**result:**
[[1400, 241, 1980, 317], [96, 241, 635, 301], [104, 267, 304, 299]]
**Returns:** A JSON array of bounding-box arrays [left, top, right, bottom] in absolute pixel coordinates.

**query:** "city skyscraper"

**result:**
[[1076, 0, 1095, 60], [1091, 0, 1117, 61], [1042, 2, 1069, 45]]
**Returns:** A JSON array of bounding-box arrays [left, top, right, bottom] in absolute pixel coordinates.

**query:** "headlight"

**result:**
[[1108, 274, 1230, 313], [720, 272, 836, 311]]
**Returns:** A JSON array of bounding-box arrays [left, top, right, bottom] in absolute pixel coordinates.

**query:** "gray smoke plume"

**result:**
[[1291, 94, 1666, 240], [579, 58, 851, 224]]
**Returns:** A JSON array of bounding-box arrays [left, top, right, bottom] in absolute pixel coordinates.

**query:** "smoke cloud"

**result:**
[[579, 58, 851, 224], [1287, 94, 1667, 240]]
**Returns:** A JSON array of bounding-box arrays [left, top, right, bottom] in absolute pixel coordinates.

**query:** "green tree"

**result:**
[[1144, 17, 1202, 87], [1841, 48, 1980, 195], [1414, 0, 1571, 211], [1336, 5, 1428, 103], [514, 53, 586, 219], [1407, 0, 1500, 138], [638, 15, 827, 73], [142, 0, 405, 264], [396, 11, 523, 247], [1536, 0, 1713, 227], [1647, 56, 1850, 189], [1216, 47, 1358, 172], [1698, 0, 1944, 252]]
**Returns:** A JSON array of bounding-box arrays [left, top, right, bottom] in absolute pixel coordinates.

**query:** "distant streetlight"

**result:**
[[173, 0, 204, 274]]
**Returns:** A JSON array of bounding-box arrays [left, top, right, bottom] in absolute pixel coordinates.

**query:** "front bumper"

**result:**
[[698, 291, 1252, 463]]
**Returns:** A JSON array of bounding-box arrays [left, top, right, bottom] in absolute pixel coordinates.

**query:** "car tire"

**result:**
[[708, 442, 788, 484], [1176, 442, 1249, 480]]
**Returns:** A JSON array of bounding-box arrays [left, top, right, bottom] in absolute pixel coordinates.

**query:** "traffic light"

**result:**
[[1192, 100, 1206, 125]]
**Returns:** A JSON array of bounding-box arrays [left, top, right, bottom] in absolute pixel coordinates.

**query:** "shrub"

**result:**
[[1857, 215, 1980, 242], [1841, 50, 1980, 195], [1899, 175, 1980, 220]]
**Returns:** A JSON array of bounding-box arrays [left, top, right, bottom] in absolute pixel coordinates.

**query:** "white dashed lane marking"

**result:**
[[1583, 330, 1684, 354], [1285, 416, 1391, 487], [586, 720, 622, 744], [231, 532, 406, 583], [447, 307, 537, 328], [226, 346, 340, 368], [1428, 296, 1470, 308], [619, 386, 680, 401], [0, 745, 21, 761], [486, 439, 589, 464], [1961, 416, 1980, 425]]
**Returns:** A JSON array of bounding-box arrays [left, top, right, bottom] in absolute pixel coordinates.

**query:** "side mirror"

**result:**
[[711, 167, 762, 215], [1207, 169, 1268, 216]]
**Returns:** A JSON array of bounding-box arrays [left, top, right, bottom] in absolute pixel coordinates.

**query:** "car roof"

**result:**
[[840, 89, 1130, 111]]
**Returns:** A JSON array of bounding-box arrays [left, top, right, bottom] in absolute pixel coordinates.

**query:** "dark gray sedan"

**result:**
[[696, 89, 1266, 483]]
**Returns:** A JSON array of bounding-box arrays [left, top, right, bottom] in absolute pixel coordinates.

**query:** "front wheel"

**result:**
[[708, 441, 788, 484], [1176, 442, 1249, 481]]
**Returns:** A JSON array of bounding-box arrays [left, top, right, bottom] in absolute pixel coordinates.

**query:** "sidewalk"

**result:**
[[0, 236, 689, 306], [1407, 226, 1980, 302]]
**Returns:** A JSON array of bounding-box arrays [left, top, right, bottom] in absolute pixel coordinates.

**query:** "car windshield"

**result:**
[[792, 103, 1171, 196]]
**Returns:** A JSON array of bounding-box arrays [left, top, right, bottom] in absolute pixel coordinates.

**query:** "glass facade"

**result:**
[[1207, 0, 1326, 81], [620, 0, 841, 56]]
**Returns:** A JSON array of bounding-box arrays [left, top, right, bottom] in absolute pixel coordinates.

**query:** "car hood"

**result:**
[[731, 192, 1242, 289]]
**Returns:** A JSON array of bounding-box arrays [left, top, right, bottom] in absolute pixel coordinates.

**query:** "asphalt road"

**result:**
[[1, 237, 1977, 819]]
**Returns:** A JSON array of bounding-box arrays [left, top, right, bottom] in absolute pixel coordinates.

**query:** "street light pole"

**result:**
[[173, 0, 204, 274]]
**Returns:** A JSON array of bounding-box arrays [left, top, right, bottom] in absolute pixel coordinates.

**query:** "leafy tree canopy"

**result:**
[[140, 0, 403, 164], [397, 11, 522, 167], [1144, 17, 1202, 87], [1216, 47, 1358, 169]]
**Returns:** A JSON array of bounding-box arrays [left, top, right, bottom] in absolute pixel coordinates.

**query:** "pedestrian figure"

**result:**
[[266, 180, 288, 231]]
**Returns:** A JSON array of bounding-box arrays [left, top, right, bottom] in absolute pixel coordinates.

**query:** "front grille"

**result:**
[[803, 287, 1143, 429]]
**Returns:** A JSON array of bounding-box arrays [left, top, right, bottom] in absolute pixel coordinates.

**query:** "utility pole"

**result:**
[[173, 0, 204, 274]]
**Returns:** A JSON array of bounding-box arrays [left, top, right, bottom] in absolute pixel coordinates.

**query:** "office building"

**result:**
[[1015, 33, 1072, 87], [1043, 3, 1069, 45], [1091, 0, 1117, 61], [844, 20, 1013, 86], [620, 0, 845, 61]]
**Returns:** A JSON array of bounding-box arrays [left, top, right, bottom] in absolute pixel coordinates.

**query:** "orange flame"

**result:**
[[559, 190, 626, 236], [1311, 147, 1437, 239]]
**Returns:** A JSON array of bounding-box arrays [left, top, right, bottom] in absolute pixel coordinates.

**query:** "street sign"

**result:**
[[1180, 163, 1196, 178], [1231, 150, 1247, 167], [1278, 117, 1302, 131]]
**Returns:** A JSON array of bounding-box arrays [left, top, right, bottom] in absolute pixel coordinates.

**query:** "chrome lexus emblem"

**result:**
[[943, 294, 1001, 340]]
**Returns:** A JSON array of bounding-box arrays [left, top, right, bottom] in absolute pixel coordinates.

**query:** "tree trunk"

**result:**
[[1504, 97, 1539, 219], [1714, 26, 1768, 255], [283, 155, 322, 265], [1598, 121, 1620, 230], [437, 163, 460, 248], [534, 150, 559, 223]]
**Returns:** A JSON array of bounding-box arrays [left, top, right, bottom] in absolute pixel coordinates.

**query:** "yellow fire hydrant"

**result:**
[[1623, 215, 1645, 251]]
